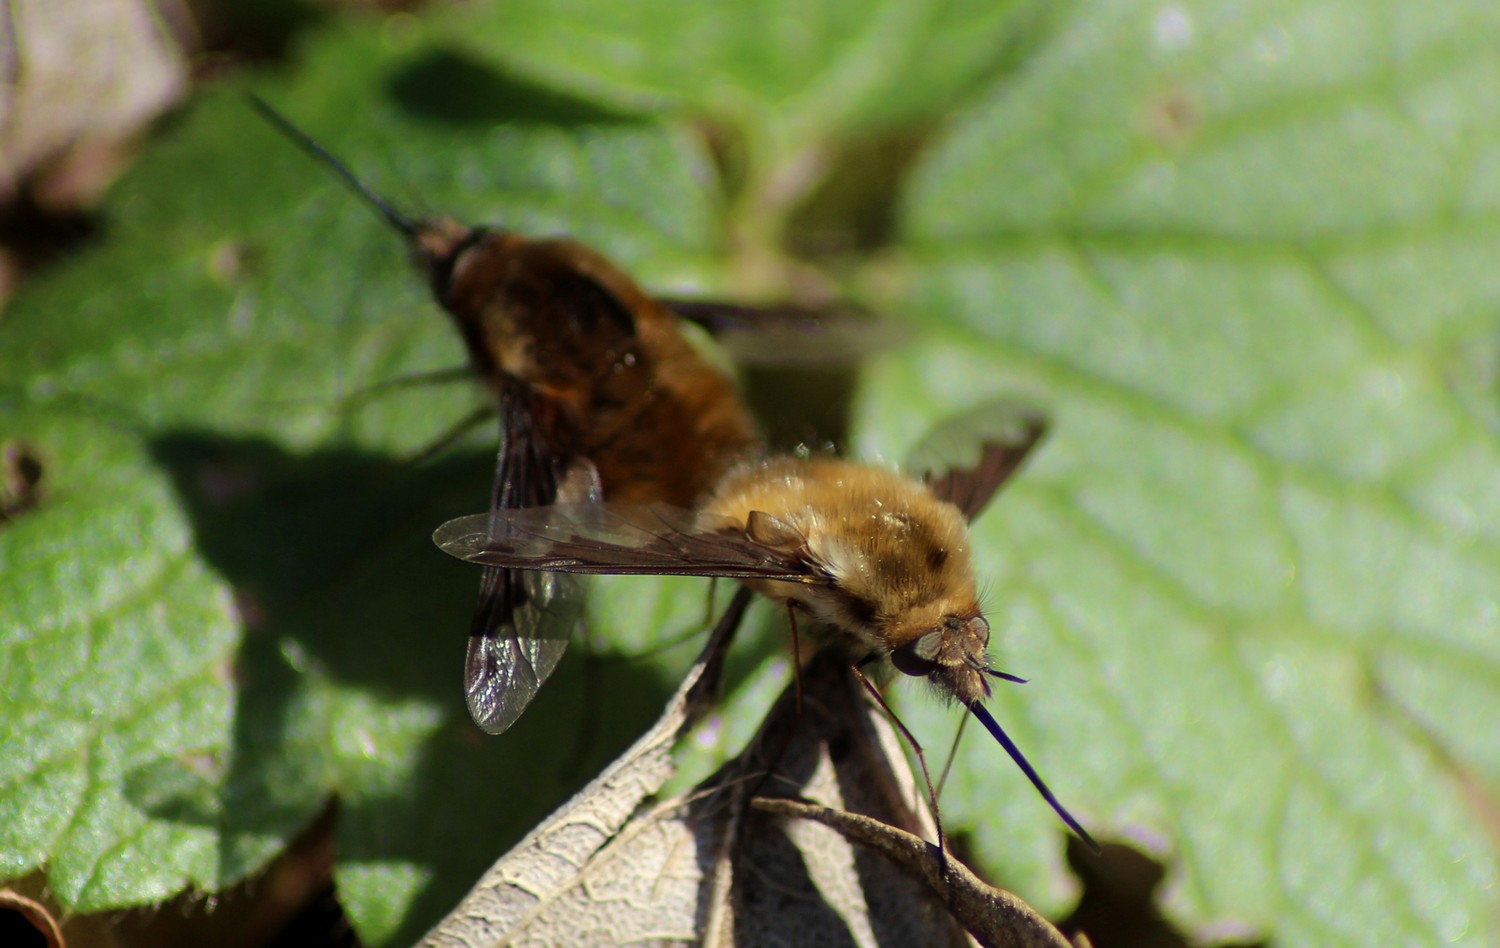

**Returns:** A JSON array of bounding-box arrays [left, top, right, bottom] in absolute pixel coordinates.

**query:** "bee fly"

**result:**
[[434, 405, 1099, 849], [250, 97, 765, 734]]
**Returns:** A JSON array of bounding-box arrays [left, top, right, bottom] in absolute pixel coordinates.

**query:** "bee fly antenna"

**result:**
[[246, 94, 420, 240], [965, 700, 1100, 853]]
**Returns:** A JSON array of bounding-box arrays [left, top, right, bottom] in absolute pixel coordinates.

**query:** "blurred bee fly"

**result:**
[[251, 97, 767, 734]]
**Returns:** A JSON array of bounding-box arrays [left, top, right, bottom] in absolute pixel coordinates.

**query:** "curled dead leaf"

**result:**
[[750, 799, 1069, 948], [0, 0, 191, 208], [424, 596, 1072, 946]]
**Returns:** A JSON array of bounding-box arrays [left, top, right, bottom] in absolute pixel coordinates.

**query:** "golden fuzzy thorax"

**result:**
[[701, 457, 989, 685]]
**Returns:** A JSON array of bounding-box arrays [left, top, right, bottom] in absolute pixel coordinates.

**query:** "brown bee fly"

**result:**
[[434, 405, 1099, 849], [250, 97, 763, 735]]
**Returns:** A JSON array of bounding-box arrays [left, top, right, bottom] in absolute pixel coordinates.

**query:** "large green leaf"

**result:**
[[0, 408, 240, 907], [857, 0, 1500, 942], [457, 0, 1032, 146]]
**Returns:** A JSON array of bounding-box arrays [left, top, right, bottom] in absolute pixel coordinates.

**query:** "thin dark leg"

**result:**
[[405, 404, 493, 466], [934, 713, 970, 802], [849, 665, 948, 866], [784, 604, 803, 713]]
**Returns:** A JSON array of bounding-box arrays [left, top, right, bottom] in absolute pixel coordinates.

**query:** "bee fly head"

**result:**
[[888, 612, 1024, 704]]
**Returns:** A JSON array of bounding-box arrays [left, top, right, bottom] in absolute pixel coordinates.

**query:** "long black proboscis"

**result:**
[[967, 701, 1100, 853], [246, 94, 419, 239]]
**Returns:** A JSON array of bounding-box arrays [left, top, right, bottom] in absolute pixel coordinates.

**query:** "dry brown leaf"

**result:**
[[750, 800, 1069, 948], [420, 588, 753, 946], [423, 598, 1071, 947], [689, 648, 972, 947], [0, 0, 191, 207]]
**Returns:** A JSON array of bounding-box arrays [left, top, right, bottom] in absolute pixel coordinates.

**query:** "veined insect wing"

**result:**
[[905, 399, 1048, 523], [661, 298, 905, 367], [905, 401, 1099, 849], [465, 568, 586, 733], [465, 453, 602, 734], [433, 503, 828, 584]]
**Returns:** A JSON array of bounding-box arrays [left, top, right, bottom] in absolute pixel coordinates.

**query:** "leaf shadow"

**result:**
[[385, 48, 638, 127], [140, 430, 689, 936]]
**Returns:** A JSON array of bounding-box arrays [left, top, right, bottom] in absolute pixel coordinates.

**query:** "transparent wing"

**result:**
[[661, 298, 903, 367], [434, 503, 828, 583], [905, 400, 1048, 523], [465, 567, 586, 734], [463, 391, 601, 735]]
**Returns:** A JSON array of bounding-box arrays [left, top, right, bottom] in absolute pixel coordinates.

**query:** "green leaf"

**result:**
[[0, 408, 240, 908], [0, 22, 727, 946], [446, 0, 1042, 263], [855, 0, 1500, 941], [454, 0, 1031, 146]]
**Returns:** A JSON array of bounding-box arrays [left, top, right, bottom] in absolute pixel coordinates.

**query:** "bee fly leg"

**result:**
[[744, 605, 813, 806], [401, 404, 494, 467], [701, 575, 717, 617], [591, 579, 727, 665], [698, 577, 723, 642], [848, 664, 951, 874], [337, 364, 474, 410], [330, 365, 475, 437], [934, 713, 971, 802], [785, 603, 804, 714]]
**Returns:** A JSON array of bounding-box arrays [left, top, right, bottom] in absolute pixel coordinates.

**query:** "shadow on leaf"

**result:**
[[142, 430, 691, 940], [386, 48, 638, 127]]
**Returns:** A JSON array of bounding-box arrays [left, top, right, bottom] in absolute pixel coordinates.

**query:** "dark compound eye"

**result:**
[[889, 629, 944, 677], [964, 614, 990, 643]]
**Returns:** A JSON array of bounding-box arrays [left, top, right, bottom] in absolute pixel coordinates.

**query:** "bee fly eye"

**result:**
[[889, 629, 944, 678], [954, 614, 991, 653]]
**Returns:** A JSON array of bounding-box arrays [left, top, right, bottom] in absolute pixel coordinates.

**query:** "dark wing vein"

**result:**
[[434, 503, 826, 583], [463, 388, 595, 734], [911, 404, 1048, 523], [661, 298, 899, 367]]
